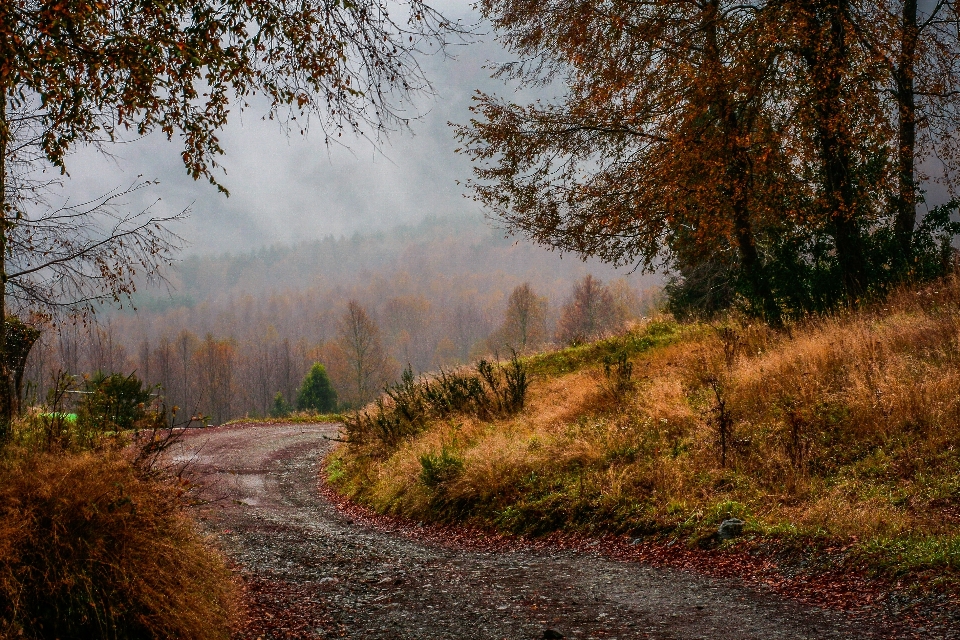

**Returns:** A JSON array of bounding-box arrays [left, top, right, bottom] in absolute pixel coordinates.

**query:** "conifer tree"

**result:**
[[297, 363, 337, 413]]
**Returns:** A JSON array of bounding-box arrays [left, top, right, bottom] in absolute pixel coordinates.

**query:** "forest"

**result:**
[[21, 215, 658, 423]]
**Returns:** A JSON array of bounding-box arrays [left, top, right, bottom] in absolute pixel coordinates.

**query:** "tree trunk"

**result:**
[[801, 0, 867, 301], [704, 0, 781, 323], [0, 90, 11, 439], [894, 0, 918, 268]]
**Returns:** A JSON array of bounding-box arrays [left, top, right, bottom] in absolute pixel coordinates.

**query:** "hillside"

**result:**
[[330, 276, 960, 589], [128, 214, 658, 312]]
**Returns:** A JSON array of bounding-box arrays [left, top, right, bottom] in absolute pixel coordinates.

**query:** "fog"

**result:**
[[16, 4, 667, 422], [61, 4, 549, 255]]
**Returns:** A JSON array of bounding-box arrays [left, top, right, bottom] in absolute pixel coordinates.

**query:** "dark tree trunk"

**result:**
[[704, 0, 781, 323], [894, 0, 918, 268], [801, 0, 867, 301], [0, 90, 12, 439]]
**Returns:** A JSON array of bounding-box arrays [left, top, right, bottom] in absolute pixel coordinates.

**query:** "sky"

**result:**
[[53, 1, 956, 260], [61, 3, 538, 256]]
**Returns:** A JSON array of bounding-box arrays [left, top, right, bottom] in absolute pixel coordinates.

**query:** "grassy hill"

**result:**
[[329, 276, 960, 585]]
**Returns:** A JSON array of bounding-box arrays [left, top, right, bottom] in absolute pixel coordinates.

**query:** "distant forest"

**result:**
[[22, 215, 660, 423]]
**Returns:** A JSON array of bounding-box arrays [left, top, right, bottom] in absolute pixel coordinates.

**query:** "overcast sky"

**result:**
[[56, 1, 956, 259], [61, 3, 534, 255]]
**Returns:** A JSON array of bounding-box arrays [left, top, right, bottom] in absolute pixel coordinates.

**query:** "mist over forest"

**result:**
[[23, 214, 660, 423]]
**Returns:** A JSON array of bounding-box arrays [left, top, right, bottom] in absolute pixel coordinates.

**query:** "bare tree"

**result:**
[[194, 335, 235, 425], [153, 336, 174, 412], [0, 103, 184, 433], [448, 302, 492, 362], [489, 283, 548, 354], [0, 0, 466, 437], [5, 181, 184, 319], [555, 275, 618, 345], [383, 295, 433, 372], [176, 330, 200, 419], [336, 301, 388, 407]]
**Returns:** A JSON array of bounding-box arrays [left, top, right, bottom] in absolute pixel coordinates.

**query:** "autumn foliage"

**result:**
[[456, 0, 960, 321]]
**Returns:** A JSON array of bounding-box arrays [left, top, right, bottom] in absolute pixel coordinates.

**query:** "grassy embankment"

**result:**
[[224, 411, 346, 426], [330, 277, 960, 584], [0, 419, 237, 639]]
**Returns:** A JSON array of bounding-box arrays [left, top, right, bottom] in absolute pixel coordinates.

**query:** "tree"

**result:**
[[457, 0, 960, 322], [297, 363, 337, 413], [489, 283, 547, 354], [5, 316, 39, 413], [608, 279, 649, 325], [336, 301, 388, 406], [555, 275, 617, 345], [0, 0, 462, 436], [872, 0, 960, 268], [383, 295, 433, 372], [193, 335, 234, 425], [271, 392, 291, 419], [77, 371, 153, 432], [456, 0, 793, 321]]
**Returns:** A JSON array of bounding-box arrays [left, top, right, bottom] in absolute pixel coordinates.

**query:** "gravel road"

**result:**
[[175, 422, 915, 640]]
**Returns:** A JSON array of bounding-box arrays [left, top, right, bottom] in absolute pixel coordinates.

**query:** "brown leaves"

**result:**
[[457, 0, 960, 316]]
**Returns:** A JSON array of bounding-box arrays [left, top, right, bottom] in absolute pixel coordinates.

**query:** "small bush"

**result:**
[[270, 391, 290, 418], [344, 355, 530, 448], [78, 371, 155, 432], [14, 371, 172, 454], [422, 368, 488, 417], [419, 445, 464, 488], [601, 350, 634, 400], [0, 449, 237, 639]]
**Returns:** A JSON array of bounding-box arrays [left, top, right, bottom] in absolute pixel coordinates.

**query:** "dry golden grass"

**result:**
[[333, 280, 960, 576], [0, 446, 238, 639]]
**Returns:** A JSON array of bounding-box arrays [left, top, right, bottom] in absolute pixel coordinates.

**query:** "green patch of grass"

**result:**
[[525, 319, 687, 377], [419, 445, 464, 488], [858, 534, 960, 578], [326, 456, 346, 484], [224, 411, 345, 426]]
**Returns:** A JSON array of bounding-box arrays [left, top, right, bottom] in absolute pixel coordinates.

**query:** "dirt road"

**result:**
[[175, 422, 925, 639]]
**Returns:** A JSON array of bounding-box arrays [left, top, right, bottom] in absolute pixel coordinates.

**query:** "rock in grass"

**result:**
[[717, 518, 745, 540]]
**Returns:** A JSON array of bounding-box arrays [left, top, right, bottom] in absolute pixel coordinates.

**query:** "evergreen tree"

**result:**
[[296, 363, 338, 413], [270, 392, 290, 418]]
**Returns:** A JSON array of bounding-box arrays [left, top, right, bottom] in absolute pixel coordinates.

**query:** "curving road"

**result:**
[[174, 422, 907, 640]]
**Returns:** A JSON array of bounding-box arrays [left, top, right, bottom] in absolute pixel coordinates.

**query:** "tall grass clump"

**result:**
[[0, 389, 238, 639], [344, 353, 530, 449]]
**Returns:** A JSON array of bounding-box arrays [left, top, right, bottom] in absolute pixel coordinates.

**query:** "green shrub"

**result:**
[[419, 445, 464, 488], [296, 363, 337, 413], [344, 355, 530, 448], [270, 391, 290, 418], [77, 371, 154, 432], [14, 372, 153, 453]]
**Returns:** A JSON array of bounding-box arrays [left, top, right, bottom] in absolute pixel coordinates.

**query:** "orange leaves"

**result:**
[[459, 0, 953, 318]]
